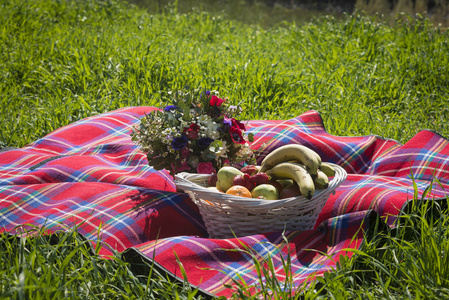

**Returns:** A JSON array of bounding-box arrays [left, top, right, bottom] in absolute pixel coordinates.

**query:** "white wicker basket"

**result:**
[[175, 163, 347, 239]]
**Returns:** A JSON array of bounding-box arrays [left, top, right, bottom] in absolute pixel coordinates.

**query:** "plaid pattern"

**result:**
[[1, 107, 448, 297], [126, 211, 369, 298]]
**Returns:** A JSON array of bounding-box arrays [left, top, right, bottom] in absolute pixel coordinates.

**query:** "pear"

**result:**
[[251, 184, 279, 200], [216, 166, 244, 192]]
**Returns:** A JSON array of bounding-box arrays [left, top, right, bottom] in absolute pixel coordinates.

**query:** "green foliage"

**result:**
[[1, 0, 448, 148]]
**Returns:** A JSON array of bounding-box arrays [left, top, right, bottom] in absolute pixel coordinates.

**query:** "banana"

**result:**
[[266, 162, 315, 199], [313, 170, 329, 189], [260, 144, 322, 175], [320, 162, 336, 177]]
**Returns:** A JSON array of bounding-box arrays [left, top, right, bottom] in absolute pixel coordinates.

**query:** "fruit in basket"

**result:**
[[233, 173, 256, 191], [320, 162, 336, 177], [251, 184, 279, 200], [277, 179, 294, 188], [226, 185, 252, 198], [208, 173, 218, 187], [240, 165, 259, 175], [250, 172, 270, 185], [313, 170, 329, 189], [268, 179, 284, 194], [279, 183, 301, 199], [266, 161, 315, 199], [216, 166, 244, 192], [260, 144, 322, 175]]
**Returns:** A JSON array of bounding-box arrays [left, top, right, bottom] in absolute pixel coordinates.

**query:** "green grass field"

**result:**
[[1, 0, 449, 298]]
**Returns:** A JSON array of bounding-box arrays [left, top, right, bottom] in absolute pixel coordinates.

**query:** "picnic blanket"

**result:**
[[1, 106, 448, 298]]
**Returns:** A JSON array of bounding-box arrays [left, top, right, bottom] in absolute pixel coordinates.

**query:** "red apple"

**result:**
[[250, 172, 270, 185], [241, 165, 259, 175], [233, 173, 256, 191], [208, 173, 218, 187]]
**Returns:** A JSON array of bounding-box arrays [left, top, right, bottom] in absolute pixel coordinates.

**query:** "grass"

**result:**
[[1, 0, 449, 298], [127, 0, 341, 29], [0, 225, 203, 299], [1, 0, 448, 148]]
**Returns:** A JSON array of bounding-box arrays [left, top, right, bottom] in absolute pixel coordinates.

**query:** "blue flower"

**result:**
[[200, 91, 211, 99], [197, 137, 214, 149], [171, 135, 188, 150], [164, 105, 177, 112]]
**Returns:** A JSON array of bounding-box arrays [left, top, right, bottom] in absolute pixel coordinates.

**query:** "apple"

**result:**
[[241, 165, 259, 175], [279, 183, 301, 199], [251, 184, 279, 200], [233, 173, 256, 191], [208, 173, 218, 187], [216, 166, 244, 192], [250, 172, 270, 185]]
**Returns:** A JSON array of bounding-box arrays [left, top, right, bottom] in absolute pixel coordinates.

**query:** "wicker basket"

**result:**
[[175, 163, 347, 239]]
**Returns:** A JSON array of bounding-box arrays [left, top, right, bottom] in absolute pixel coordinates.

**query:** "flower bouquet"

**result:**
[[131, 87, 256, 176]]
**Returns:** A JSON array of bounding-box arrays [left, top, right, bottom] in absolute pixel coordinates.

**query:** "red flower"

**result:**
[[189, 123, 200, 131], [197, 162, 215, 174], [181, 147, 190, 158], [172, 161, 191, 173], [184, 123, 200, 140], [229, 126, 245, 144], [209, 95, 225, 107], [231, 118, 245, 131], [186, 129, 198, 140]]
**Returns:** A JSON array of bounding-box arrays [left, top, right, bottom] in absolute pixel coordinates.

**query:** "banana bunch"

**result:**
[[261, 144, 335, 200]]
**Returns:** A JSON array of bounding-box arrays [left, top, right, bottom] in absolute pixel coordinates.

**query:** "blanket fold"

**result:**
[[1, 106, 448, 298]]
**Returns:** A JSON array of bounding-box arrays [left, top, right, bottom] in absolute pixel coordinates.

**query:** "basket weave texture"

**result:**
[[175, 163, 347, 239]]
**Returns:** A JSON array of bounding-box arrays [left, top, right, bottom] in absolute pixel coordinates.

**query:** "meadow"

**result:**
[[1, 0, 449, 298]]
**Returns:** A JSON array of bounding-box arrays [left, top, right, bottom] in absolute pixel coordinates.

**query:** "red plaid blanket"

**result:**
[[1, 107, 448, 298]]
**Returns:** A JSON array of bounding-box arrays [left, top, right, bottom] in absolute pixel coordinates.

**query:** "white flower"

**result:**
[[228, 105, 239, 113], [235, 144, 253, 160], [163, 136, 172, 144], [198, 115, 211, 124], [209, 141, 228, 158], [203, 120, 221, 139]]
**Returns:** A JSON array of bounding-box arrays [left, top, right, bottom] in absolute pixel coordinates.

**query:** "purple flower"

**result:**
[[197, 137, 214, 149], [223, 118, 232, 130], [171, 135, 188, 150], [164, 105, 177, 112], [200, 91, 211, 99]]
